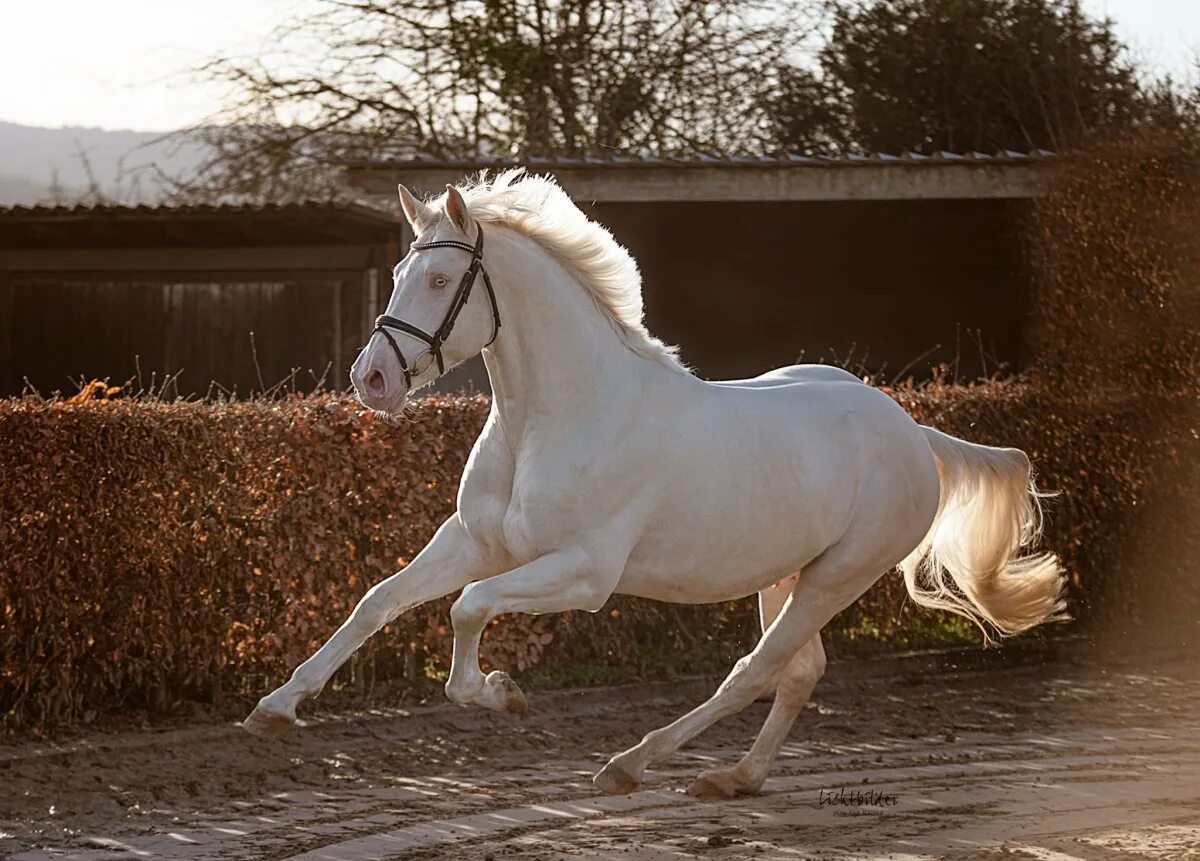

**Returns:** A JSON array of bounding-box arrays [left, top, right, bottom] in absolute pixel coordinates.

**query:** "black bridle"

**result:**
[[372, 225, 501, 387]]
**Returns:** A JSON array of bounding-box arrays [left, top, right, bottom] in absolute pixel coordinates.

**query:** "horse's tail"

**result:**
[[900, 427, 1067, 640]]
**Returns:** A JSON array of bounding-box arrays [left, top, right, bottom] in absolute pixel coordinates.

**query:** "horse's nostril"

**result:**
[[365, 370, 386, 396]]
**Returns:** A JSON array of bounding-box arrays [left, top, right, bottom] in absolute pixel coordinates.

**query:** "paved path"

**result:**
[[4, 641, 1198, 860]]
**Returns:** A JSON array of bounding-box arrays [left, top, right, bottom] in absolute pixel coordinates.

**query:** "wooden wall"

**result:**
[[0, 271, 377, 397], [590, 198, 1032, 381], [1, 198, 1032, 398], [431, 197, 1034, 392]]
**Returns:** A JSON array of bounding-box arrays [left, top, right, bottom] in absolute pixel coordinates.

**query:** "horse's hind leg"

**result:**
[[755, 575, 799, 692], [691, 578, 827, 798], [594, 545, 883, 795], [759, 574, 795, 627], [687, 634, 825, 798]]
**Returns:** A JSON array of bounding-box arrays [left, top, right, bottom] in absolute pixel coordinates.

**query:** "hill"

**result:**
[[0, 121, 208, 205]]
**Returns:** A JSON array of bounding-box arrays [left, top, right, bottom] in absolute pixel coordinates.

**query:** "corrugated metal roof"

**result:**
[[344, 150, 1056, 169]]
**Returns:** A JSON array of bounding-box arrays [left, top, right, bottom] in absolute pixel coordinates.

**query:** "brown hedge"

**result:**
[[0, 389, 771, 734], [3, 377, 1195, 734], [0, 392, 485, 732]]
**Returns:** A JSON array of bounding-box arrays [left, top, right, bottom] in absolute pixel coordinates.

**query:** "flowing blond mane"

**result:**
[[435, 170, 688, 373]]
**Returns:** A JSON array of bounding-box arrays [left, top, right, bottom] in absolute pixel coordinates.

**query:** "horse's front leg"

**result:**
[[244, 515, 495, 736], [444, 548, 620, 713]]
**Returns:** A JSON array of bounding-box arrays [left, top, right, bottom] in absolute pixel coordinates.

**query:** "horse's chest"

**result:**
[[500, 466, 585, 565], [463, 433, 634, 567], [457, 473, 550, 566], [500, 495, 540, 565]]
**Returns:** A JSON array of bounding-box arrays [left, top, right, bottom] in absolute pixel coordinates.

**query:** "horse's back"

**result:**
[[714, 363, 863, 390], [700, 364, 906, 438]]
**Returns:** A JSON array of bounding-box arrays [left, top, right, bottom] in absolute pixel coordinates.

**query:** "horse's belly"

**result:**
[[616, 557, 806, 604], [615, 568, 787, 604], [616, 513, 831, 604]]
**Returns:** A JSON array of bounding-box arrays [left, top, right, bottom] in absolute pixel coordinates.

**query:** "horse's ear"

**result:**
[[445, 184, 473, 233], [398, 184, 434, 230]]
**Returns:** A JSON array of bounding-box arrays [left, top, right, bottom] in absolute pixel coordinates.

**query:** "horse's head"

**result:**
[[351, 184, 501, 413]]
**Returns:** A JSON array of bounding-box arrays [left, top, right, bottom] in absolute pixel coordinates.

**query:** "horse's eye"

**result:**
[[432, 275, 448, 289]]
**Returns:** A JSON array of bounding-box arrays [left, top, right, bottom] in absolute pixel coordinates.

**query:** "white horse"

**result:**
[[244, 171, 1066, 798]]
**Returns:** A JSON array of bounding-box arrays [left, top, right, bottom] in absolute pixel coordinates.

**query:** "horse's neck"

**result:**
[[481, 240, 641, 440]]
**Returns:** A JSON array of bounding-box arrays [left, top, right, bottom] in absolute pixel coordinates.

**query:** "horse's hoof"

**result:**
[[481, 670, 528, 715], [504, 684, 528, 714], [593, 761, 640, 795], [241, 705, 295, 738], [686, 769, 757, 799]]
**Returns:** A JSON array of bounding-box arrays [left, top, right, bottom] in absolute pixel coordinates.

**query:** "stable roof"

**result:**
[[343, 151, 1057, 202], [0, 201, 402, 249]]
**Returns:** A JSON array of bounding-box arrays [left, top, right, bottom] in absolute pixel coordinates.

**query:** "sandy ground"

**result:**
[[2, 638, 1198, 861]]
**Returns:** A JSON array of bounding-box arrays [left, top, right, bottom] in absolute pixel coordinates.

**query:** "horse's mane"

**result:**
[[443, 169, 689, 373]]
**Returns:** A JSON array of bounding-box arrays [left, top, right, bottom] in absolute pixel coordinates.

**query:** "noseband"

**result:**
[[371, 225, 501, 387]]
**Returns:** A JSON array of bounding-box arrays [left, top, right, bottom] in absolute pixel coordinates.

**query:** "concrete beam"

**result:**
[[344, 161, 1050, 203]]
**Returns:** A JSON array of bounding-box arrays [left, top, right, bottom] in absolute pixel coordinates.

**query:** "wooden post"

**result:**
[[0, 272, 12, 393], [363, 267, 379, 344], [331, 280, 344, 391]]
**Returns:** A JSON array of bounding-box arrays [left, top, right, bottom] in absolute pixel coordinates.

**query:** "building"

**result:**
[[344, 151, 1053, 386], [0, 202, 401, 397], [0, 153, 1054, 398]]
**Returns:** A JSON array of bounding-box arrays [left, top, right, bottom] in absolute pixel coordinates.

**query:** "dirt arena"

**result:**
[[3, 636, 1198, 861]]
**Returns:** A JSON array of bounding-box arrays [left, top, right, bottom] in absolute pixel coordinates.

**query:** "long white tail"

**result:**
[[901, 427, 1067, 639]]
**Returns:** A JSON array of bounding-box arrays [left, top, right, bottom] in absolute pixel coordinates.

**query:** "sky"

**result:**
[[1, 0, 1198, 133]]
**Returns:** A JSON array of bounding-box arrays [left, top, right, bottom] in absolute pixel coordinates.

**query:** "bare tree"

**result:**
[[174, 0, 810, 202]]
